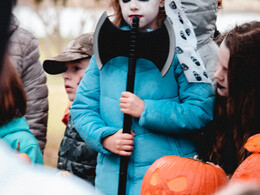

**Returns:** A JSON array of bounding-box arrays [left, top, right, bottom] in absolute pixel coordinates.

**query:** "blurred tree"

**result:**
[[33, 0, 66, 57], [21, 0, 107, 58], [34, 0, 68, 5]]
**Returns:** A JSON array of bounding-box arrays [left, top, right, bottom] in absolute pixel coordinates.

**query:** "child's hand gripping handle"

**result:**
[[119, 16, 139, 195]]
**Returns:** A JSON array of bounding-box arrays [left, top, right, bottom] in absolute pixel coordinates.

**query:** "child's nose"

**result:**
[[63, 72, 71, 80], [130, 0, 139, 10], [214, 67, 223, 81]]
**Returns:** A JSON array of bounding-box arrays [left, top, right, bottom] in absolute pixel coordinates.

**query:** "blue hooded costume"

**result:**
[[71, 50, 214, 194]]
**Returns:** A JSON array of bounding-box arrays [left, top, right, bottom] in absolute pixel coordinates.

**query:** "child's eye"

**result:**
[[74, 66, 81, 71]]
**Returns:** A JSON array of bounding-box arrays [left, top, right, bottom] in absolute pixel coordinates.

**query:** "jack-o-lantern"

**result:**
[[231, 134, 260, 185], [141, 155, 228, 195]]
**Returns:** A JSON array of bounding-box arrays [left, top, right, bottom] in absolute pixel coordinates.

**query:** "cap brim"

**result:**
[[43, 53, 89, 75]]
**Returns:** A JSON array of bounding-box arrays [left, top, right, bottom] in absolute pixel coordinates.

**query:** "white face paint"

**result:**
[[214, 41, 230, 97], [119, 0, 164, 31]]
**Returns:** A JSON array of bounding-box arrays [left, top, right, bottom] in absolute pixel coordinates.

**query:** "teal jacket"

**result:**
[[71, 54, 215, 195], [0, 117, 43, 164]]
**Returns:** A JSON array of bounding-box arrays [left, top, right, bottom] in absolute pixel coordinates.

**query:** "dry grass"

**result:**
[[43, 75, 68, 168]]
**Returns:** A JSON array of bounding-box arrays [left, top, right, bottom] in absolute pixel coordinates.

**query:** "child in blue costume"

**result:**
[[0, 57, 43, 165], [71, 0, 215, 194]]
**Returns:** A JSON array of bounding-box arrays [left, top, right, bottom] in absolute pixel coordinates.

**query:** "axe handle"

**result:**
[[122, 54, 136, 133], [118, 16, 139, 195]]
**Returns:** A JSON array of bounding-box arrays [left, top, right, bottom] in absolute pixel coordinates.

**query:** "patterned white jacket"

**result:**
[[181, 0, 219, 83]]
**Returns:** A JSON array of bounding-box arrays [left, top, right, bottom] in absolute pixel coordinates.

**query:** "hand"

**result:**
[[120, 91, 144, 118], [102, 129, 135, 156]]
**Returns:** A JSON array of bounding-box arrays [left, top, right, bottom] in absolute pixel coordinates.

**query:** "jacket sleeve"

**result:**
[[21, 35, 48, 152], [139, 57, 215, 135], [70, 57, 118, 154], [20, 142, 43, 165]]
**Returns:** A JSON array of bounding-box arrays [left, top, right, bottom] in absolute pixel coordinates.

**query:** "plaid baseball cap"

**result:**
[[43, 33, 93, 75]]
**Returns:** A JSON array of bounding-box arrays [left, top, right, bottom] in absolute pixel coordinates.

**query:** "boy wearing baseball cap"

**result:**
[[43, 33, 97, 184]]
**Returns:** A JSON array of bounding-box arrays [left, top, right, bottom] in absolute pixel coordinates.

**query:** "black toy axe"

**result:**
[[94, 12, 175, 77], [93, 12, 175, 195]]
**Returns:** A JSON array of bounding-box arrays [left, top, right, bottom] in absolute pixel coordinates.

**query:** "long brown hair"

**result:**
[[209, 21, 260, 170], [109, 0, 166, 28], [0, 54, 27, 126]]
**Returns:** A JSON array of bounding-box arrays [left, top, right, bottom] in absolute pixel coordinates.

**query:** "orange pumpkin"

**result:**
[[57, 162, 71, 177], [17, 152, 31, 163], [231, 133, 260, 185], [141, 155, 228, 195]]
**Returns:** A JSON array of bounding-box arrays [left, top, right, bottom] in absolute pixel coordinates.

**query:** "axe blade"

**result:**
[[93, 12, 175, 77]]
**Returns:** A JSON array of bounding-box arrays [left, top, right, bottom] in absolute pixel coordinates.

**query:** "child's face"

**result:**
[[214, 41, 230, 97], [119, 0, 164, 31], [63, 58, 90, 101]]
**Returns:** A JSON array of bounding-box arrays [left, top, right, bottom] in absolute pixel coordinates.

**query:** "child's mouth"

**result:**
[[129, 15, 141, 21], [216, 83, 225, 89]]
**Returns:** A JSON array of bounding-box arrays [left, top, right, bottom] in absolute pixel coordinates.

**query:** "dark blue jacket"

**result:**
[[57, 116, 97, 184]]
